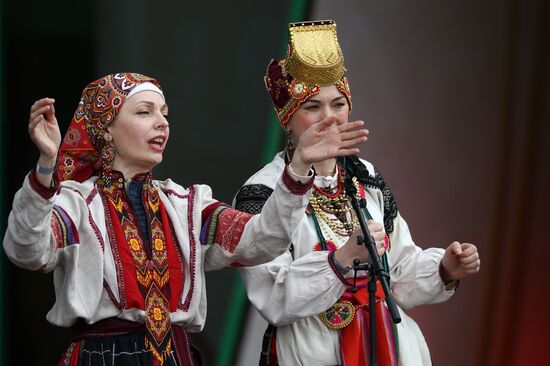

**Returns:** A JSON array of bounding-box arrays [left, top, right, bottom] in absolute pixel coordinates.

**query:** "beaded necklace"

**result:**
[[310, 166, 392, 331], [309, 166, 361, 239], [307, 165, 391, 271]]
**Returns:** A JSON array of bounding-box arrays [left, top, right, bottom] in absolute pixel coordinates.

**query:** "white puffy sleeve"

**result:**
[[199, 166, 313, 270], [364, 165, 454, 309], [233, 181, 348, 326], [3, 171, 85, 272]]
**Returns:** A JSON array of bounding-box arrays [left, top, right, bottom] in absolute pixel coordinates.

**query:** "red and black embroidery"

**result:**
[[100, 177, 179, 365], [202, 203, 254, 254]]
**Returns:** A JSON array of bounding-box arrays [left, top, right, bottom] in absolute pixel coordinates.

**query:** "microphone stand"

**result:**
[[343, 173, 401, 366]]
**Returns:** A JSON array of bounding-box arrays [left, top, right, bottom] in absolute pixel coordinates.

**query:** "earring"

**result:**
[[101, 143, 116, 187], [286, 132, 295, 151]]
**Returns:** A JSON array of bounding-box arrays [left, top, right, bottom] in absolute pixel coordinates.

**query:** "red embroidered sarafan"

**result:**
[[100, 175, 182, 365]]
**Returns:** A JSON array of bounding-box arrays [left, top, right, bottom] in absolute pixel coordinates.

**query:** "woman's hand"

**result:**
[[334, 221, 386, 268], [29, 98, 61, 187], [440, 242, 481, 281], [29, 98, 61, 161], [290, 117, 368, 175]]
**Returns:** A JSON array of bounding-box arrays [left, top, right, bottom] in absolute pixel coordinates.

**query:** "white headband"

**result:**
[[127, 82, 165, 100]]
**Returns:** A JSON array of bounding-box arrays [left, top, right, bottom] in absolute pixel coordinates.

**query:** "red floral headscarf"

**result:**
[[56, 73, 163, 183]]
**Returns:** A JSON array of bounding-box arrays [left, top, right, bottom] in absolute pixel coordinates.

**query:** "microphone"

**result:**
[[338, 155, 368, 182]]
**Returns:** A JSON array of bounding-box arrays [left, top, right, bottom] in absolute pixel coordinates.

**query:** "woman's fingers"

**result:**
[[338, 120, 365, 131], [308, 115, 339, 135], [333, 147, 361, 156], [340, 128, 369, 141], [30, 98, 54, 114], [45, 101, 56, 119], [296, 118, 369, 162], [460, 251, 479, 264], [367, 221, 386, 256], [460, 257, 481, 272], [340, 136, 368, 149], [29, 105, 52, 128], [461, 260, 481, 271], [30, 104, 51, 121], [29, 98, 56, 127], [337, 120, 368, 150], [27, 98, 62, 159]]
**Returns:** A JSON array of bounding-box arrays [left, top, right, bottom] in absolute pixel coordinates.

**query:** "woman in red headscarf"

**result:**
[[3, 72, 368, 366], [235, 21, 481, 366]]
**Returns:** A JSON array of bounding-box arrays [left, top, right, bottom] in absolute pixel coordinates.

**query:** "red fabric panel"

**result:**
[[107, 202, 144, 309], [159, 200, 184, 312]]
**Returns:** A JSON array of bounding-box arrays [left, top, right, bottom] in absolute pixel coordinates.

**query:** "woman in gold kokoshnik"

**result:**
[[235, 20, 481, 366]]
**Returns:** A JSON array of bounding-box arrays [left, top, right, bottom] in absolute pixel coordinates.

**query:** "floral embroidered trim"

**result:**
[[278, 85, 321, 126], [100, 176, 173, 364], [319, 300, 355, 329]]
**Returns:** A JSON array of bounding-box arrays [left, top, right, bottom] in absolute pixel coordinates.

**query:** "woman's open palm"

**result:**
[[295, 116, 368, 165]]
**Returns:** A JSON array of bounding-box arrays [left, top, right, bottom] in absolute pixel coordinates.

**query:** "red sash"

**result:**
[[339, 279, 398, 366]]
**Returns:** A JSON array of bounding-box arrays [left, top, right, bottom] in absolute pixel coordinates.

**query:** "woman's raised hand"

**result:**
[[291, 117, 368, 173], [29, 98, 62, 162]]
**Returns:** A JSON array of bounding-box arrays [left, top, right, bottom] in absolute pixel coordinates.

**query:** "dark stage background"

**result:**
[[1, 1, 549, 365]]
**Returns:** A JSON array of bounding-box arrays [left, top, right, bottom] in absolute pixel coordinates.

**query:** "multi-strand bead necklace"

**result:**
[[309, 167, 362, 239]]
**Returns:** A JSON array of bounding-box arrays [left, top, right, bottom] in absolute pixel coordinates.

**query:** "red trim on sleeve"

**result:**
[[282, 165, 313, 195], [213, 208, 254, 253], [201, 202, 223, 224], [28, 170, 59, 199]]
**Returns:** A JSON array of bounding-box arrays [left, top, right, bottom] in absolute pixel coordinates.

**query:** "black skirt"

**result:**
[[58, 319, 202, 366]]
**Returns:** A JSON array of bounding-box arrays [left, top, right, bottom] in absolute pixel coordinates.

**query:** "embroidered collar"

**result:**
[[99, 170, 153, 190]]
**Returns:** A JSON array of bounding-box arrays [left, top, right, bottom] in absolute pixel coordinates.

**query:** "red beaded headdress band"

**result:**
[[264, 20, 352, 128], [56, 73, 163, 183]]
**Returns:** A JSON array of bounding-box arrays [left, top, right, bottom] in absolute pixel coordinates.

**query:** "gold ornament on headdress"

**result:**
[[285, 20, 346, 86]]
